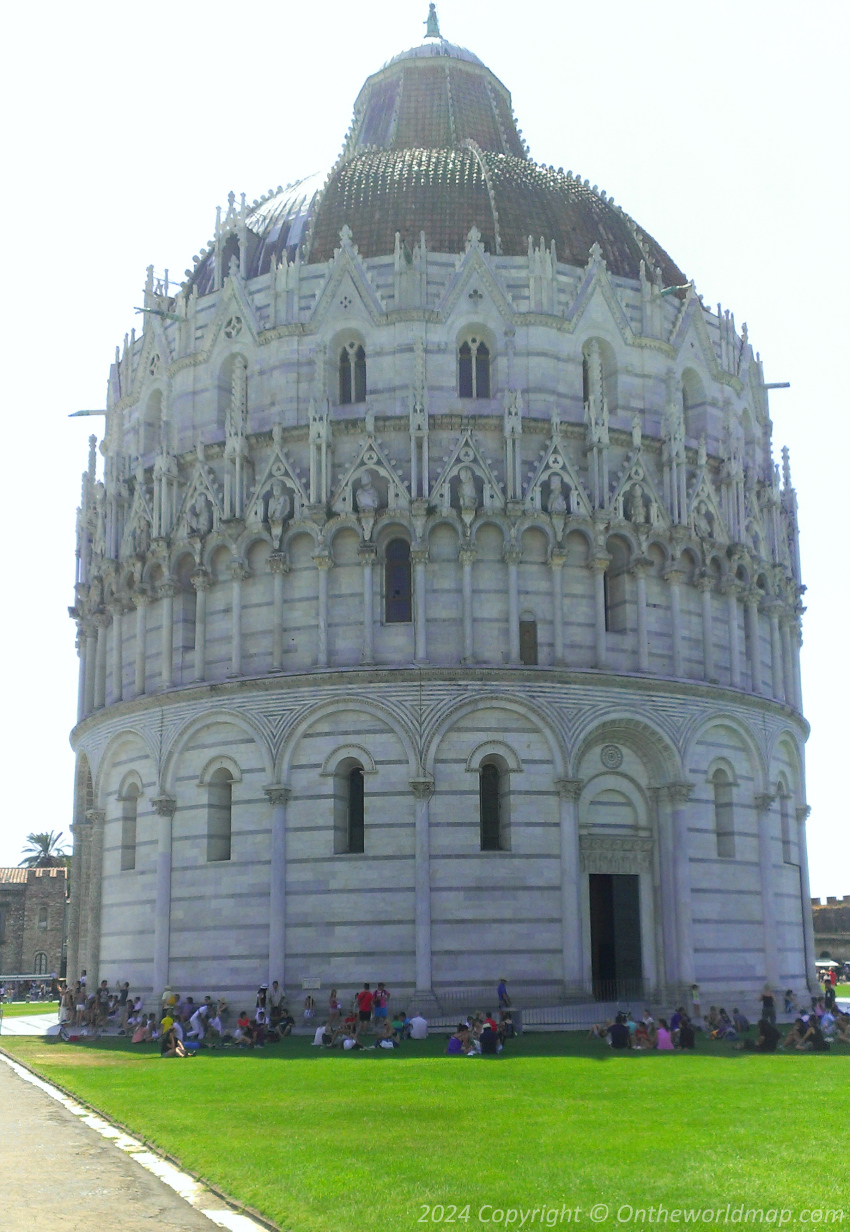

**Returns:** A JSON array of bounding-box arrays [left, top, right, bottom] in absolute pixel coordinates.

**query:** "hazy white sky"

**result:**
[[1, 0, 847, 894]]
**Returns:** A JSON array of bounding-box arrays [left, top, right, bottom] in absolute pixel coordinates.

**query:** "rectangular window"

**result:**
[[519, 619, 538, 666]]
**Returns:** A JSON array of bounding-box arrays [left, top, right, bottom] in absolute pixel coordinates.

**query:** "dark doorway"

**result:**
[[589, 873, 643, 1000]]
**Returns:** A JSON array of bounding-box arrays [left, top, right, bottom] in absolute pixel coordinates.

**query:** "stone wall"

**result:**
[[0, 868, 67, 978]]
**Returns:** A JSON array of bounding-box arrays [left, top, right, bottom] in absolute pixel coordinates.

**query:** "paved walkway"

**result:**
[[0, 1055, 262, 1231], [0, 1012, 59, 1035]]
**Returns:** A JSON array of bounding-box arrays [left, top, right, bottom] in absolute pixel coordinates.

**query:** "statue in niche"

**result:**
[[92, 483, 107, 559], [187, 493, 213, 537], [625, 482, 648, 525], [458, 465, 478, 513], [355, 470, 380, 513], [547, 472, 568, 514], [131, 517, 151, 557], [693, 501, 714, 540], [266, 479, 291, 523], [89, 576, 103, 611]]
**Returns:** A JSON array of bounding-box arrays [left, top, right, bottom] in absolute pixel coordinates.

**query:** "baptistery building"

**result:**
[[66, 10, 814, 1009]]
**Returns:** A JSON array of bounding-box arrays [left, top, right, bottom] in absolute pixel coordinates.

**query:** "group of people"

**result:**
[[0, 978, 59, 1003], [590, 1008, 697, 1051], [446, 1010, 516, 1056]]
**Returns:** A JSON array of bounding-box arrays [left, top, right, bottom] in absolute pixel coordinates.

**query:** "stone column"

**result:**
[[410, 776, 435, 993], [66, 820, 87, 981], [754, 793, 780, 988], [313, 552, 332, 668], [192, 569, 209, 682], [768, 605, 784, 702], [264, 785, 290, 986], [698, 575, 715, 682], [793, 621, 804, 714], [269, 553, 288, 671], [76, 632, 87, 724], [744, 592, 762, 694], [412, 547, 429, 664], [555, 778, 584, 987], [459, 546, 476, 664], [505, 545, 522, 664], [658, 783, 695, 986], [230, 565, 248, 677], [151, 794, 176, 998], [109, 602, 124, 704], [723, 582, 742, 688], [133, 592, 148, 698], [651, 787, 681, 989], [359, 543, 377, 665], [796, 804, 816, 990], [160, 581, 175, 689], [632, 561, 650, 672], [665, 568, 683, 678], [590, 557, 609, 668], [780, 617, 795, 708], [85, 809, 106, 988], [549, 550, 566, 665], [94, 613, 109, 710]]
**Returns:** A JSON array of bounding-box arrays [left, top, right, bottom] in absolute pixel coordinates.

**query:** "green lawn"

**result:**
[[2, 1033, 849, 1232], [1, 1001, 58, 1017]]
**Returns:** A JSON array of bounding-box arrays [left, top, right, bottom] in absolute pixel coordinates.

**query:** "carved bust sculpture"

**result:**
[[187, 493, 213, 537], [547, 472, 568, 514], [267, 479, 291, 523], [458, 465, 478, 511], [355, 470, 380, 512]]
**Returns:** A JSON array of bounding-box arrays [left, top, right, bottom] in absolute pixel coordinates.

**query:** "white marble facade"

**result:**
[[66, 26, 813, 1009]]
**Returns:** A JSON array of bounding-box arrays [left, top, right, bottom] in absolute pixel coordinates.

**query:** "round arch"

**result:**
[[422, 692, 567, 779], [91, 728, 159, 807], [276, 697, 420, 784], [684, 713, 768, 794], [160, 708, 274, 795], [570, 713, 682, 784]]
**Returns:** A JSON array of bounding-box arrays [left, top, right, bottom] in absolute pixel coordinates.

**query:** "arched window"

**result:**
[[207, 768, 233, 862], [33, 952, 48, 975], [385, 539, 412, 623], [339, 343, 367, 404], [458, 337, 490, 399], [37, 906, 49, 931], [519, 615, 538, 665], [604, 539, 629, 634], [334, 758, 365, 854], [779, 790, 793, 864], [479, 758, 510, 851], [121, 783, 140, 871], [712, 768, 735, 859]]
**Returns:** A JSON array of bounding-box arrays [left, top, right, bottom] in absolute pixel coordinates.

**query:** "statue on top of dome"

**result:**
[[425, 3, 441, 38]]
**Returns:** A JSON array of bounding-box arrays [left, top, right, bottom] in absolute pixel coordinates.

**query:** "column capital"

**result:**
[[108, 599, 126, 619], [458, 546, 477, 566], [662, 565, 684, 585], [151, 793, 177, 818], [653, 781, 694, 806], [312, 551, 333, 571], [410, 547, 429, 567], [754, 792, 776, 813], [358, 543, 378, 564], [554, 777, 583, 802], [132, 588, 150, 609], [588, 555, 611, 573], [409, 776, 435, 800], [230, 563, 250, 582], [796, 804, 811, 823], [158, 579, 177, 599], [547, 549, 566, 569], [93, 611, 112, 630], [503, 545, 523, 566], [743, 588, 763, 609], [268, 552, 290, 576], [191, 568, 211, 592], [720, 579, 741, 598], [264, 783, 291, 806], [630, 557, 652, 579], [84, 808, 106, 826], [695, 571, 714, 592]]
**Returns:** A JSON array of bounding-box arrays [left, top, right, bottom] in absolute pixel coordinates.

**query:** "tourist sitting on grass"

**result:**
[[409, 1011, 428, 1040], [607, 1013, 632, 1050], [705, 1006, 721, 1034], [499, 1011, 516, 1039], [820, 1008, 836, 1038], [633, 1020, 651, 1050], [832, 1013, 850, 1044], [655, 1019, 674, 1050], [254, 1009, 268, 1047], [641, 1008, 655, 1031], [588, 1019, 610, 1040], [797, 1018, 830, 1052], [782, 1018, 806, 1049], [234, 1011, 254, 1046], [669, 1007, 683, 1039], [277, 1007, 295, 1036], [737, 1018, 780, 1052], [677, 1016, 696, 1049], [160, 1025, 191, 1058], [342, 1024, 365, 1051], [206, 1012, 223, 1048], [713, 1009, 737, 1041], [446, 1025, 472, 1055], [479, 1022, 502, 1056], [312, 1021, 329, 1046], [188, 1005, 207, 1041], [375, 1020, 400, 1050], [132, 1015, 154, 1044], [732, 1008, 750, 1036], [391, 1012, 406, 1039]]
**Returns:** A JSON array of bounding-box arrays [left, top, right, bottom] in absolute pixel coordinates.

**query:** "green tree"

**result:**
[[19, 830, 70, 869]]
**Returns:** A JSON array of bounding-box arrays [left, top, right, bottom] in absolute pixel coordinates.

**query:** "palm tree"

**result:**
[[19, 831, 70, 868]]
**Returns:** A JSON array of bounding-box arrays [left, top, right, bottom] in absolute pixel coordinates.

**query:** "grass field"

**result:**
[[2, 1032, 848, 1232], [0, 1001, 58, 1017]]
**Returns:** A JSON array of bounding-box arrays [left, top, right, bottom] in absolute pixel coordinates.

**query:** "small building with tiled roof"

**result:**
[[0, 867, 67, 979]]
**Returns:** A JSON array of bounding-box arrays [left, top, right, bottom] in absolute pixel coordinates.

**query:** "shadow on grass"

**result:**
[[38, 1031, 850, 1065]]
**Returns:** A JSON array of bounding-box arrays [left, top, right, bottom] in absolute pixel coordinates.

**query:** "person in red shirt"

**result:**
[[356, 984, 374, 1032], [483, 1010, 498, 1031]]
